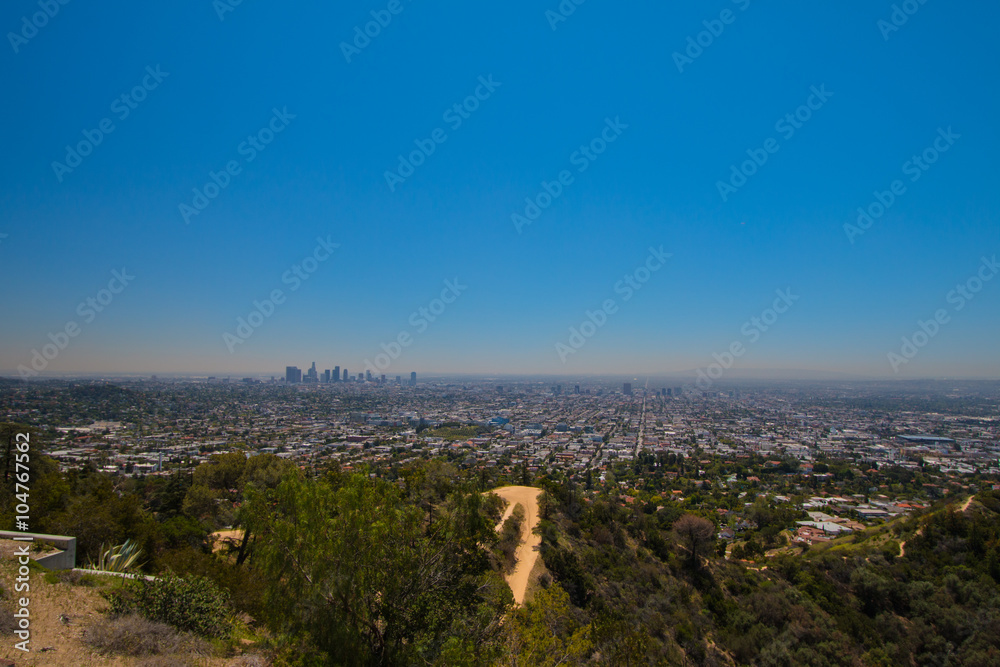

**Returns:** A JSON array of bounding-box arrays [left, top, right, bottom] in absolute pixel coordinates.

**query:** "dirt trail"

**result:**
[[490, 486, 543, 605], [209, 529, 244, 553], [959, 495, 975, 512]]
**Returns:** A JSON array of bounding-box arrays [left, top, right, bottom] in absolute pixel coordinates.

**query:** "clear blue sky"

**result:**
[[2, 1, 998, 378]]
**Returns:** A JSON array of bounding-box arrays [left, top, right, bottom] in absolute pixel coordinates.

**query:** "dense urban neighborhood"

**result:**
[[5, 375, 998, 558]]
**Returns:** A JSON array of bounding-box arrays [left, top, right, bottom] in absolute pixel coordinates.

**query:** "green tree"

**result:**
[[244, 470, 511, 664], [500, 583, 592, 666]]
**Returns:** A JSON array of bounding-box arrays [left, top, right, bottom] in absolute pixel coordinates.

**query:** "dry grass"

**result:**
[[0, 541, 269, 666], [82, 614, 211, 658]]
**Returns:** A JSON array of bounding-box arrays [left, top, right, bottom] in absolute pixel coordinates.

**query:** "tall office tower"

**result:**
[[286, 366, 302, 383], [574, 385, 580, 394], [306, 362, 317, 382], [323, 370, 330, 383], [343, 368, 349, 381], [623, 382, 632, 395], [381, 374, 386, 384], [366, 370, 372, 381], [410, 371, 417, 387], [357, 373, 363, 382], [666, 388, 672, 396], [334, 366, 340, 381], [675, 387, 682, 397], [396, 375, 401, 384]]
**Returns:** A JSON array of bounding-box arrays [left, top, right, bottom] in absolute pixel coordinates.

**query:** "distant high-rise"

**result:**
[[396, 375, 401, 384], [674, 387, 682, 397], [343, 368, 349, 381], [623, 382, 632, 396], [334, 366, 340, 382], [381, 374, 386, 384], [357, 373, 363, 382], [574, 384, 580, 394], [285, 366, 301, 383], [323, 369, 331, 383], [410, 371, 417, 387], [307, 362, 317, 382]]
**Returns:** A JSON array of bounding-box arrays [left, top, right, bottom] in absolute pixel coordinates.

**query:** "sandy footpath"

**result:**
[[489, 486, 542, 605]]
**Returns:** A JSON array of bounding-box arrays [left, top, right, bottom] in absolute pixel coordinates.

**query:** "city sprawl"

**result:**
[[6, 375, 998, 552]]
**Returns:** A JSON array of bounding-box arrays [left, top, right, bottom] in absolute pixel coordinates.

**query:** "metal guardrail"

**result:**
[[72, 568, 157, 581]]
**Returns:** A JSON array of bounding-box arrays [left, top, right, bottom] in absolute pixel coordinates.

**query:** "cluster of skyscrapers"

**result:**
[[285, 362, 416, 387]]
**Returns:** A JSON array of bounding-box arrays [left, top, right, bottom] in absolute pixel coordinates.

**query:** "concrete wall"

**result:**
[[0, 531, 76, 569]]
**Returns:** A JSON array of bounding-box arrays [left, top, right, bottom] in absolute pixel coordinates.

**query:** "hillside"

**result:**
[[525, 480, 1000, 665], [0, 557, 264, 667], [1, 439, 998, 665]]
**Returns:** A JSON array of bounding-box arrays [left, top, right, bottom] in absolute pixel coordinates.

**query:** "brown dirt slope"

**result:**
[[489, 486, 543, 605]]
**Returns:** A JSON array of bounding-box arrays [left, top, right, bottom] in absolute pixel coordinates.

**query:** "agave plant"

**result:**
[[88, 539, 145, 574]]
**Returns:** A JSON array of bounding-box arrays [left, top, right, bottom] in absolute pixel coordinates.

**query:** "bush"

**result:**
[[0, 600, 16, 636], [61, 570, 102, 586], [498, 503, 526, 572], [0, 582, 16, 636], [156, 547, 266, 620], [82, 613, 210, 657], [105, 573, 233, 638]]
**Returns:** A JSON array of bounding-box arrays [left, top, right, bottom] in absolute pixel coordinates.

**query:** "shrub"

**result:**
[[105, 573, 233, 638], [0, 582, 16, 636], [498, 503, 526, 572], [0, 601, 16, 636], [156, 547, 267, 620], [82, 613, 210, 657]]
